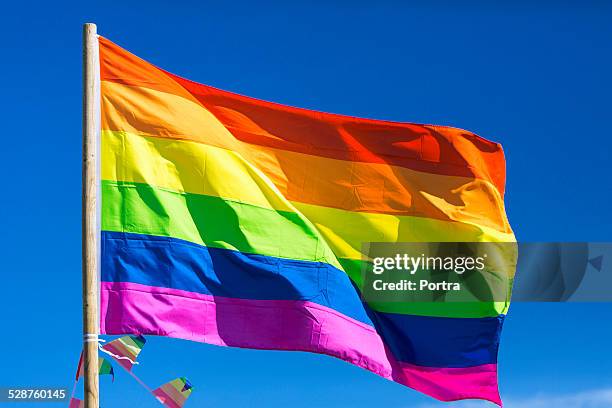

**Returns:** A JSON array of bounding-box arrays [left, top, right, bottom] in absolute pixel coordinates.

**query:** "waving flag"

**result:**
[[101, 335, 146, 371], [152, 377, 193, 408], [76, 353, 115, 382], [98, 36, 515, 405]]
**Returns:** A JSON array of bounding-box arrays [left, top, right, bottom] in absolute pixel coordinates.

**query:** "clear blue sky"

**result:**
[[1, 1, 611, 407]]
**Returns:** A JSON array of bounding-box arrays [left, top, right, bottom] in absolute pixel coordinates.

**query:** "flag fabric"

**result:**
[[68, 398, 83, 408], [98, 36, 515, 405], [98, 358, 114, 380], [101, 335, 146, 371], [75, 353, 115, 382], [152, 377, 193, 408]]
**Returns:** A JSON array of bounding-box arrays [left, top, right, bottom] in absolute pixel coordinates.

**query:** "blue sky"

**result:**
[[1, 1, 611, 407]]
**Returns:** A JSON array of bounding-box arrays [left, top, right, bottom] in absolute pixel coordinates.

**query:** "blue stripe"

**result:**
[[101, 231, 374, 325], [101, 231, 503, 367], [374, 312, 503, 367]]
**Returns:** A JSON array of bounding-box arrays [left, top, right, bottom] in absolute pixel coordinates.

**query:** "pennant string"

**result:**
[[98, 344, 139, 365]]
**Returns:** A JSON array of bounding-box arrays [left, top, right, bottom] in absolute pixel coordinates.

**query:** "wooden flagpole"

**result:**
[[82, 22, 100, 408]]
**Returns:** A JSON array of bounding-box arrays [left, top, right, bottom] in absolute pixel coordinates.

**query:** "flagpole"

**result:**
[[82, 22, 100, 408]]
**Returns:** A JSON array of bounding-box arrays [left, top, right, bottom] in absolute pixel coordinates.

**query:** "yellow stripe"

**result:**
[[102, 129, 293, 212], [102, 130, 515, 265], [293, 201, 515, 261]]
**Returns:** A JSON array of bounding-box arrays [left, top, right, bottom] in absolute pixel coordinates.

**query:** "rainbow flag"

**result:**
[[98, 36, 514, 405], [152, 377, 193, 408], [75, 353, 115, 381], [101, 335, 146, 371]]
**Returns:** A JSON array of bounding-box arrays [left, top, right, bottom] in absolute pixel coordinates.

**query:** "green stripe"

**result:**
[[99, 358, 114, 377], [367, 299, 508, 318], [101, 180, 341, 269], [129, 336, 145, 349], [101, 180, 506, 318], [339, 258, 507, 317]]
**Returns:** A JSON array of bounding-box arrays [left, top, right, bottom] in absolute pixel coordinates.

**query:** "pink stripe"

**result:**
[[101, 281, 501, 405]]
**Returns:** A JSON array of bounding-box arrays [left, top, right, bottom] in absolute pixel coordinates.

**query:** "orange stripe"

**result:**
[[98, 36, 507, 195], [101, 81, 511, 233]]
